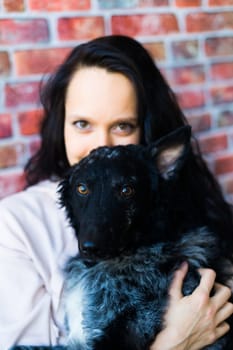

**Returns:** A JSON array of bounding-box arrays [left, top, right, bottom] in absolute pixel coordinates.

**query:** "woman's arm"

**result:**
[[150, 262, 233, 350], [0, 185, 71, 349]]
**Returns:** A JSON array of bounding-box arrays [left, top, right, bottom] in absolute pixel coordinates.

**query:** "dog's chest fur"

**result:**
[[64, 231, 230, 350]]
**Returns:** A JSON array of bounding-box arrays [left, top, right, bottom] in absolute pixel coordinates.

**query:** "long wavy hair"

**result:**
[[25, 35, 233, 253]]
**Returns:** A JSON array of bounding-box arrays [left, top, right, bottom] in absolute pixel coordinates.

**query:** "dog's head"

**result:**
[[58, 125, 191, 262]]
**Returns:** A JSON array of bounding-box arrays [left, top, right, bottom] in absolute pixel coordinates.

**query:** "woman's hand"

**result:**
[[150, 262, 233, 350]]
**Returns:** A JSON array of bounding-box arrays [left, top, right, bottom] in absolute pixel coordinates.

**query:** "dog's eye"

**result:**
[[77, 183, 90, 196], [120, 185, 135, 198]]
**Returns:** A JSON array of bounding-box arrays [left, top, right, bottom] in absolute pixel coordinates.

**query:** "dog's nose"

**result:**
[[81, 241, 98, 255]]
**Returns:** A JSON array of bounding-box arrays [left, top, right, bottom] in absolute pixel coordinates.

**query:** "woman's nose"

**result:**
[[95, 130, 113, 148]]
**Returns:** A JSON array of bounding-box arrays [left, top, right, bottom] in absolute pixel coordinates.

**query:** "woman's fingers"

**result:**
[[215, 322, 231, 342], [216, 302, 233, 326], [212, 282, 232, 307], [160, 267, 233, 350], [211, 282, 233, 326], [196, 268, 216, 294], [195, 271, 233, 324], [169, 262, 189, 300]]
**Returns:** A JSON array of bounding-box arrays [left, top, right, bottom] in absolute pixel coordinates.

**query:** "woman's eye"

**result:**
[[114, 123, 135, 134], [120, 184, 135, 198], [77, 183, 90, 195], [74, 120, 90, 130]]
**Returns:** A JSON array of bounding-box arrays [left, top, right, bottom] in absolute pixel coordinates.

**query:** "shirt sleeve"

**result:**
[[0, 195, 64, 349]]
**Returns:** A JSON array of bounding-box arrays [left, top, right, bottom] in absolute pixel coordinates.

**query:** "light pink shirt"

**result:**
[[0, 180, 78, 349]]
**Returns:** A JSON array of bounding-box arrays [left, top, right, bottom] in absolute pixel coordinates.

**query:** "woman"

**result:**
[[0, 35, 232, 350]]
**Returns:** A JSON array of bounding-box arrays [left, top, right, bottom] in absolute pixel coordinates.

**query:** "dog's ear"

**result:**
[[149, 125, 192, 180]]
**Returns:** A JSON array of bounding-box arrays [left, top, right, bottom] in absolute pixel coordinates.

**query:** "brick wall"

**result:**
[[0, 0, 233, 201]]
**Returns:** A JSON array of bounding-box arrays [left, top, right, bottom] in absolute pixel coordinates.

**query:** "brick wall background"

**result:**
[[0, 0, 233, 201]]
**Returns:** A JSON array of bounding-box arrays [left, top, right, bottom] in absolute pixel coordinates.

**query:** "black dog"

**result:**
[[13, 126, 233, 350]]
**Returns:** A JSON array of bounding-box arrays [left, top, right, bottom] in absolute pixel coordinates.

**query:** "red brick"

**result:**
[[171, 40, 199, 60], [58, 17, 105, 41], [14, 47, 71, 76], [3, 0, 24, 11], [143, 42, 165, 61], [171, 65, 205, 85], [0, 143, 25, 169], [0, 114, 12, 138], [29, 0, 90, 10], [210, 86, 233, 105], [186, 113, 211, 132], [205, 37, 233, 57], [176, 90, 205, 109], [0, 172, 26, 199], [0, 19, 49, 44], [175, 0, 201, 6], [215, 153, 233, 175], [98, 0, 168, 8], [186, 12, 233, 32], [198, 133, 228, 154], [18, 109, 44, 135], [209, 0, 233, 5], [111, 14, 179, 36], [210, 62, 233, 81], [5, 82, 40, 108], [217, 110, 233, 127], [0, 51, 10, 77], [138, 0, 168, 5]]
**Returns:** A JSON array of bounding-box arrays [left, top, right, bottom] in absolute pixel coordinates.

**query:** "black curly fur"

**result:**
[[12, 126, 233, 350]]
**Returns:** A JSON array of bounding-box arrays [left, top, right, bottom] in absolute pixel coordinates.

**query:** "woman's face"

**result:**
[[64, 67, 140, 166]]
